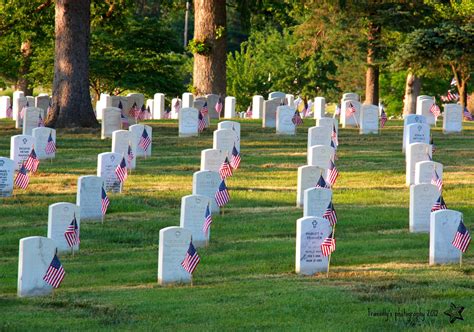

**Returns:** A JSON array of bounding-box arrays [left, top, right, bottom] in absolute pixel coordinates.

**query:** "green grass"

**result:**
[[0, 118, 473, 331]]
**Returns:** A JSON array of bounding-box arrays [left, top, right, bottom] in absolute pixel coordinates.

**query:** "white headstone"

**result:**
[[182, 92, 194, 108], [404, 123, 430, 149], [192, 170, 221, 213], [443, 104, 462, 133], [101, 107, 122, 139], [146, 98, 154, 115], [314, 97, 326, 119], [12, 91, 25, 121], [32, 127, 56, 160], [17, 236, 56, 297], [430, 209, 463, 265], [303, 187, 332, 217], [359, 104, 379, 134], [268, 91, 286, 103], [307, 126, 332, 152], [217, 121, 241, 152], [194, 98, 209, 127], [170, 98, 181, 119], [402, 114, 426, 151], [152, 93, 165, 119], [127, 93, 145, 109], [112, 130, 136, 169], [285, 94, 295, 107], [0, 96, 11, 118], [47, 202, 80, 253], [415, 161, 443, 186], [224, 96, 236, 119], [179, 107, 199, 137], [341, 100, 361, 128], [307, 145, 335, 169], [406, 143, 432, 186], [200, 148, 226, 172], [206, 94, 220, 119], [95, 93, 111, 120], [342, 93, 359, 101], [22, 107, 43, 136], [252, 95, 264, 119], [15, 96, 27, 129], [295, 216, 332, 275], [35, 95, 50, 117], [409, 183, 439, 233], [10, 135, 35, 170], [276, 106, 296, 135], [129, 124, 152, 157], [0, 157, 14, 197], [97, 152, 122, 193], [213, 128, 238, 157], [180, 194, 211, 247], [262, 99, 280, 128], [297, 165, 326, 207], [416, 96, 436, 125], [77, 176, 104, 221], [316, 117, 338, 136], [158, 226, 192, 285]]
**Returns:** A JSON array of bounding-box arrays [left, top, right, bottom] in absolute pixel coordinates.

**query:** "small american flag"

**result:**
[[321, 232, 336, 257], [115, 157, 128, 183], [101, 186, 110, 215], [323, 202, 337, 226], [38, 113, 45, 127], [129, 102, 140, 119], [446, 90, 459, 101], [292, 110, 303, 126], [43, 254, 65, 288], [215, 97, 223, 115], [331, 125, 338, 147], [201, 102, 209, 116], [138, 128, 151, 151], [198, 111, 206, 132], [431, 169, 443, 192], [14, 163, 29, 189], [64, 214, 80, 248], [246, 104, 252, 118], [335, 104, 341, 116], [145, 105, 152, 119], [202, 204, 213, 235], [327, 160, 339, 187], [19, 101, 29, 119], [173, 98, 181, 113], [315, 175, 330, 189], [346, 102, 356, 118], [429, 101, 440, 119], [219, 157, 233, 180], [463, 108, 473, 121], [452, 219, 471, 253], [45, 132, 56, 155], [24, 148, 40, 173], [215, 180, 230, 207], [230, 145, 241, 169], [121, 113, 129, 129], [431, 195, 447, 212], [138, 104, 146, 120], [127, 144, 134, 166], [380, 109, 388, 128], [181, 240, 201, 274], [6, 104, 12, 118]]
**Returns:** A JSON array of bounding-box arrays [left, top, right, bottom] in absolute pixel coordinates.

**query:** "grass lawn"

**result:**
[[0, 118, 473, 331]]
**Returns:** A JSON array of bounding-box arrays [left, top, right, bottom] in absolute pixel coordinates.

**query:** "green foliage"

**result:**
[[187, 38, 211, 55]]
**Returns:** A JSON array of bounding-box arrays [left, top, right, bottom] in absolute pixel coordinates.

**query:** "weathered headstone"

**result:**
[[47, 202, 80, 253], [0, 157, 14, 197], [97, 152, 122, 193], [179, 107, 199, 137], [192, 170, 220, 213], [224, 96, 236, 119], [307, 126, 332, 153], [206, 94, 220, 119], [182, 92, 194, 108], [295, 216, 332, 275], [341, 100, 361, 128], [404, 123, 430, 149], [22, 107, 43, 136], [268, 91, 286, 103], [262, 98, 280, 128], [359, 104, 379, 134], [297, 165, 326, 207], [10, 135, 35, 170], [32, 127, 56, 160], [430, 209, 463, 265], [416, 95, 436, 125], [406, 143, 432, 186], [409, 183, 439, 233], [213, 128, 238, 157], [314, 97, 326, 119], [35, 95, 50, 118], [443, 104, 462, 133], [101, 107, 122, 139], [157, 226, 192, 285], [200, 148, 226, 172], [303, 187, 332, 218], [112, 130, 136, 169], [12, 91, 25, 121], [0, 96, 11, 118], [129, 124, 152, 157], [276, 106, 296, 135], [402, 114, 426, 152], [415, 161, 443, 186], [180, 194, 211, 247], [252, 95, 264, 119], [77, 176, 104, 221], [127, 93, 145, 109], [17, 236, 56, 297], [307, 145, 335, 169], [152, 93, 165, 119]]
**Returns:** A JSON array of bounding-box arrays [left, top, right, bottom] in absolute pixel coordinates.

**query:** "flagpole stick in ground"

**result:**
[[352, 113, 360, 128], [327, 224, 336, 278]]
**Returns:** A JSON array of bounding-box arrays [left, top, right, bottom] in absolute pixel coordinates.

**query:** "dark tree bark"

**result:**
[[451, 67, 469, 109], [193, 0, 226, 97], [47, 0, 98, 128], [403, 71, 421, 116], [365, 20, 381, 106], [16, 40, 33, 96]]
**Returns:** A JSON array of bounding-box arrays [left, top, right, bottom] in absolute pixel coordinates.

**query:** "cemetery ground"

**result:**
[[0, 118, 473, 330]]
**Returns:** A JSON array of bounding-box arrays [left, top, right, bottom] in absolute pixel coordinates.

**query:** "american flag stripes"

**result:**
[[292, 110, 303, 126], [14, 164, 30, 189], [38, 113, 45, 127], [219, 157, 233, 180], [173, 99, 181, 113], [115, 157, 128, 183], [181, 240, 201, 274], [230, 145, 241, 170], [101, 186, 110, 215], [145, 105, 152, 119], [6, 104, 12, 118], [429, 101, 441, 119], [45, 132, 56, 155], [452, 219, 471, 253], [24, 148, 40, 173], [431, 195, 447, 212], [215, 97, 223, 115], [246, 104, 252, 118], [431, 169, 443, 192], [331, 124, 338, 147], [323, 202, 337, 226], [198, 112, 206, 132], [321, 232, 336, 257], [215, 180, 230, 207], [201, 102, 209, 116], [315, 175, 330, 189], [129, 102, 140, 119], [202, 204, 213, 235], [64, 215, 80, 248], [346, 102, 356, 118], [127, 144, 134, 165], [380, 109, 388, 128], [19, 102, 28, 119], [43, 254, 65, 288], [464, 108, 473, 121], [121, 113, 129, 129], [327, 160, 339, 187], [138, 128, 151, 151]]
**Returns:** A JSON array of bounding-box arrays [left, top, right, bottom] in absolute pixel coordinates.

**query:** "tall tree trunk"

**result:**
[[365, 21, 381, 106], [16, 40, 33, 96], [193, 0, 226, 97], [403, 71, 421, 116], [47, 0, 98, 128], [458, 80, 467, 109]]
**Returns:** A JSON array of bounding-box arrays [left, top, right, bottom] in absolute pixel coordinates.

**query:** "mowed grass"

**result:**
[[0, 118, 473, 331]]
